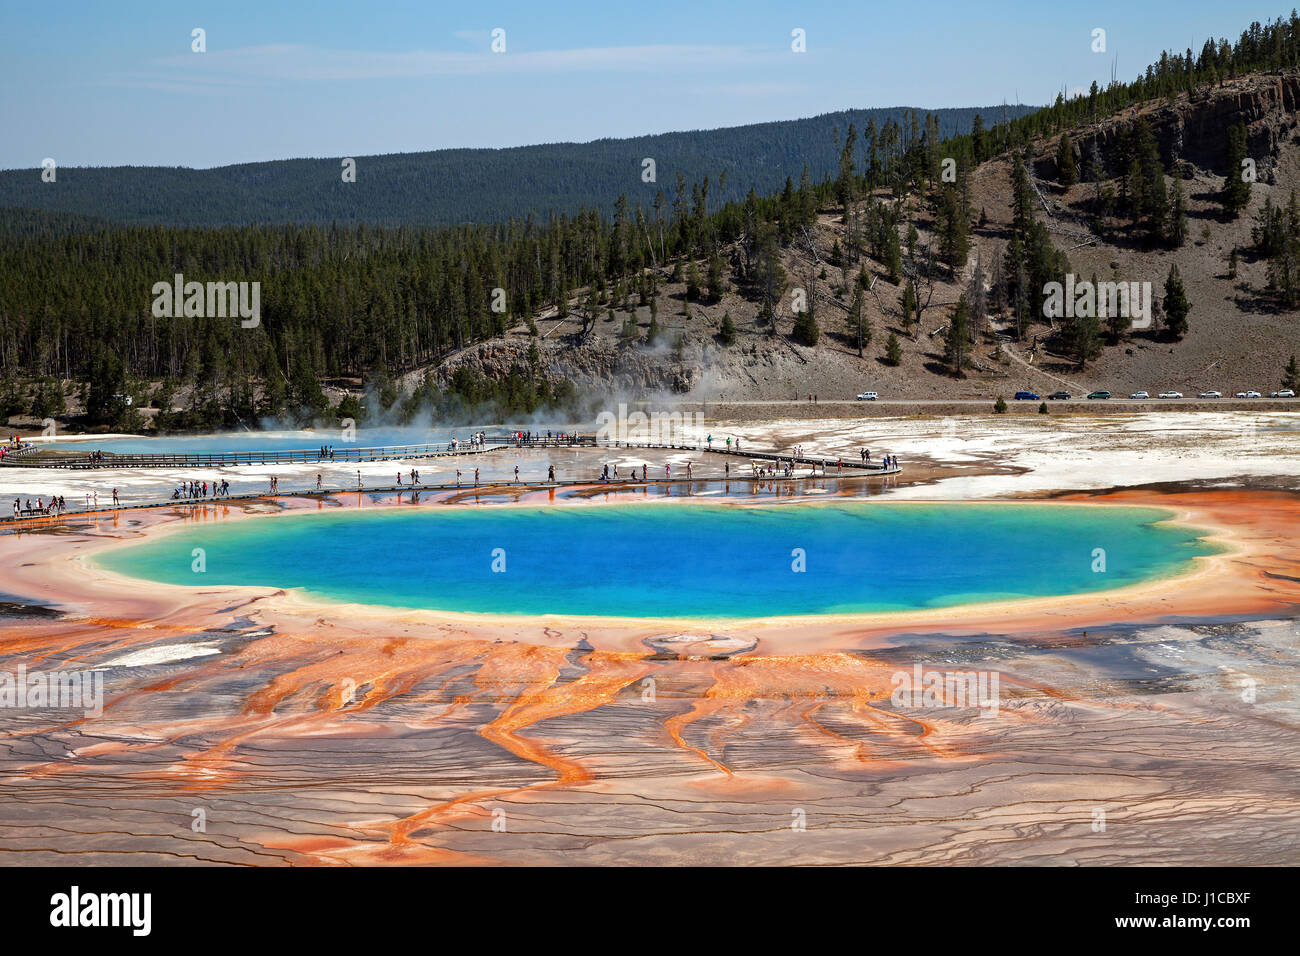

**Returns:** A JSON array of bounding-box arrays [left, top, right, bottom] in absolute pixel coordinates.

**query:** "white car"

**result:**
[[1158, 391, 1183, 399], [1198, 391, 1221, 399], [1272, 389, 1296, 398], [856, 391, 878, 401], [1246, 390, 1262, 398], [1129, 391, 1150, 399]]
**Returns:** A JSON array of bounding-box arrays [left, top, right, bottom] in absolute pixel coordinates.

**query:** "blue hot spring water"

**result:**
[[98, 502, 1218, 618]]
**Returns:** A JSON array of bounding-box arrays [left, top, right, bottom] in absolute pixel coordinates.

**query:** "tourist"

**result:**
[[112, 488, 119, 507], [514, 465, 519, 483], [547, 465, 555, 482], [317, 474, 322, 491], [474, 467, 479, 486]]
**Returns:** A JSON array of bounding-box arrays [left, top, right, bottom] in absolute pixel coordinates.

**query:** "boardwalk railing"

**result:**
[[0, 435, 598, 469], [0, 433, 900, 478]]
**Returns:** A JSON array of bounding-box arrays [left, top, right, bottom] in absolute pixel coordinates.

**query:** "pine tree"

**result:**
[[943, 294, 970, 376], [718, 312, 736, 346], [884, 331, 902, 366], [706, 254, 725, 301], [1220, 121, 1251, 218], [901, 279, 918, 330], [1129, 119, 1168, 244], [1283, 354, 1299, 390], [1167, 180, 1188, 247], [1067, 308, 1102, 368], [792, 305, 820, 346], [967, 253, 987, 338], [685, 260, 702, 301], [937, 182, 970, 269], [848, 284, 871, 356], [1056, 134, 1077, 186], [1163, 264, 1191, 339]]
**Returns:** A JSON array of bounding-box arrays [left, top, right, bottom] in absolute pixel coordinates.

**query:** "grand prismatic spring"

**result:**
[[1, 413, 1299, 867], [98, 502, 1218, 617]]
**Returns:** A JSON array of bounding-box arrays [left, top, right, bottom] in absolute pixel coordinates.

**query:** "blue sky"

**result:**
[[0, 0, 1281, 169]]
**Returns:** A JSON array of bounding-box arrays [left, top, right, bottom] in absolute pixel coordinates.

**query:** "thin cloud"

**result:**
[[134, 43, 765, 84]]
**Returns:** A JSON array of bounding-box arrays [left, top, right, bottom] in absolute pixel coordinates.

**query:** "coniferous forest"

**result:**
[[3, 14, 1300, 430]]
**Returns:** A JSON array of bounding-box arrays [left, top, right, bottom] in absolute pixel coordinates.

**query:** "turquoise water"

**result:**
[[97, 502, 1217, 618], [55, 426, 515, 454]]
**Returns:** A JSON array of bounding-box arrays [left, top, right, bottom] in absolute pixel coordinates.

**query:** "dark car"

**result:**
[[1014, 391, 1040, 401], [1048, 391, 1071, 400], [1087, 390, 1111, 400]]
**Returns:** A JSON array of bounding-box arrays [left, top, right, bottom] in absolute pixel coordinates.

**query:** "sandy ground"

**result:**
[[0, 413, 1298, 865]]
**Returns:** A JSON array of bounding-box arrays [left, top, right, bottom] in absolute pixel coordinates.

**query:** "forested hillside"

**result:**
[[4, 13, 1300, 433], [0, 106, 1032, 228]]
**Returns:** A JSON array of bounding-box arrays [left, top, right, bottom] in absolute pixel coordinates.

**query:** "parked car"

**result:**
[[1014, 391, 1040, 401], [1198, 391, 1221, 399], [1129, 391, 1150, 399], [1246, 390, 1262, 398], [856, 391, 878, 401], [1087, 390, 1111, 400], [1048, 391, 1071, 400], [1158, 391, 1183, 399], [1272, 389, 1296, 398]]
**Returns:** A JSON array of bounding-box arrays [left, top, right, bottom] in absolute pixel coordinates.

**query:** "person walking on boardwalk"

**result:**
[[514, 465, 519, 483], [356, 471, 362, 489], [474, 467, 480, 486], [548, 465, 555, 482], [316, 474, 322, 491], [112, 488, 119, 507], [456, 469, 462, 487]]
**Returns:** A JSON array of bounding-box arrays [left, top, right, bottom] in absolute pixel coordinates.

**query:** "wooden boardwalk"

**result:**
[[1, 458, 902, 525]]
